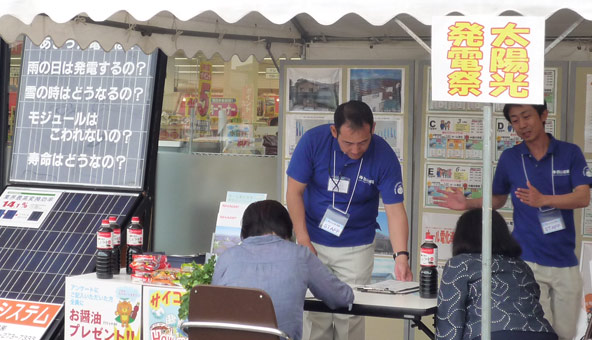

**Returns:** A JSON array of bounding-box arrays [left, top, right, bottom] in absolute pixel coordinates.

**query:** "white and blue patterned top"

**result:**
[[436, 253, 555, 340]]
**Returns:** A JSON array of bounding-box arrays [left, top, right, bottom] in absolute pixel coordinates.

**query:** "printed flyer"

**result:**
[[421, 212, 460, 265], [426, 115, 483, 160], [424, 164, 483, 207], [65, 275, 142, 340], [142, 286, 187, 340]]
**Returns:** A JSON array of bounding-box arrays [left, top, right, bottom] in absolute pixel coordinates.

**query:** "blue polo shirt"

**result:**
[[493, 134, 592, 267], [286, 124, 404, 247]]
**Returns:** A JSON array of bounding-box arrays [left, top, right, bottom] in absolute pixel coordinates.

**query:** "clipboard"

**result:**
[[356, 280, 420, 295], [356, 286, 419, 295]]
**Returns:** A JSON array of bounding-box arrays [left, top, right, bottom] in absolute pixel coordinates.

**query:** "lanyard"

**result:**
[[332, 150, 363, 215], [521, 153, 555, 212]]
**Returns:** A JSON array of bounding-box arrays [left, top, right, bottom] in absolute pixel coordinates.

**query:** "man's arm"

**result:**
[[286, 176, 317, 255], [433, 187, 508, 211], [384, 202, 412, 281], [515, 182, 590, 209]]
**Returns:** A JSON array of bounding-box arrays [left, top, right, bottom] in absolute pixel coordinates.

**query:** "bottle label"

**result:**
[[112, 229, 121, 246], [420, 247, 438, 266], [127, 229, 143, 246], [97, 231, 112, 249]]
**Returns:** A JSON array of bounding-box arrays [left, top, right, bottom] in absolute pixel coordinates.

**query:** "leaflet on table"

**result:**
[[426, 115, 483, 160], [0, 187, 62, 228], [495, 117, 555, 160], [358, 280, 419, 294], [424, 164, 482, 207]]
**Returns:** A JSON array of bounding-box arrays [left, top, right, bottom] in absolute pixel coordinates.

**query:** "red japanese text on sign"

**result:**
[[446, 22, 484, 97], [0, 298, 62, 328], [489, 22, 531, 98]]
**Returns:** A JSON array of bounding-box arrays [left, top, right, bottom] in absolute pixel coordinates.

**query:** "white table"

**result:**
[[304, 287, 437, 339]]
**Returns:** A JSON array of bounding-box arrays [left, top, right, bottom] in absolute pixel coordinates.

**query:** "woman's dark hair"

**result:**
[[452, 209, 521, 257], [241, 200, 293, 240], [334, 100, 374, 134]]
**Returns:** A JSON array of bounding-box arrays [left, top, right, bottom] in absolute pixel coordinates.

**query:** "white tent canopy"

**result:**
[[1, 0, 592, 60]]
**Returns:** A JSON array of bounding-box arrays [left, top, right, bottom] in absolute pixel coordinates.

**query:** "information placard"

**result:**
[[425, 163, 483, 207], [0, 187, 62, 228], [426, 115, 483, 160], [10, 37, 157, 189], [0, 298, 62, 340]]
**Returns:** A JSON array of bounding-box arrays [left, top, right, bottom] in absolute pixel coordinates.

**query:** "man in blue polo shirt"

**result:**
[[434, 102, 592, 340], [286, 100, 412, 340]]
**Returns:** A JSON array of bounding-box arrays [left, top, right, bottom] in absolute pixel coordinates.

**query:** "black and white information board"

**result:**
[[10, 37, 157, 189]]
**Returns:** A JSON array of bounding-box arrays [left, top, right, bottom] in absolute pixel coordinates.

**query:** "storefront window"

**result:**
[[159, 52, 282, 156]]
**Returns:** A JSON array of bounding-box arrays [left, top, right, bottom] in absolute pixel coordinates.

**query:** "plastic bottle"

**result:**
[[419, 233, 438, 298], [109, 216, 121, 275], [126, 216, 143, 274], [96, 219, 113, 279]]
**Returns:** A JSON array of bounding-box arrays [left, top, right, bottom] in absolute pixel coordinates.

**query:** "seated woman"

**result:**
[[436, 209, 557, 340], [212, 200, 354, 340]]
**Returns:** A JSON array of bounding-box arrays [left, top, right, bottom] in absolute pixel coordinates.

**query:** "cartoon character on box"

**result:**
[[116, 300, 139, 329]]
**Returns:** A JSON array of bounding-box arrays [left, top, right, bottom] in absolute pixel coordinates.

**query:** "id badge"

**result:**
[[327, 177, 350, 194], [537, 208, 566, 234], [319, 206, 350, 237]]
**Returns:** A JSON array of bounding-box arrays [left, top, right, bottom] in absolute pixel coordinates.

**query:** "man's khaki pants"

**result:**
[[303, 241, 375, 340], [526, 261, 582, 340]]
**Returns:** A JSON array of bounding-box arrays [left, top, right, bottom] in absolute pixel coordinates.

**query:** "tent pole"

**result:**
[[482, 103, 493, 340], [394, 18, 431, 54]]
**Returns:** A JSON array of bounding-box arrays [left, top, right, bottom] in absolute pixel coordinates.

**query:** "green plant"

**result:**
[[177, 256, 216, 320]]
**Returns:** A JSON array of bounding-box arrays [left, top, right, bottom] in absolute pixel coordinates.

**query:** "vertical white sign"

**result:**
[[432, 16, 545, 104]]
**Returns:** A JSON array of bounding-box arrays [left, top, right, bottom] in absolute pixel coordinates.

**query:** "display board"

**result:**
[[418, 63, 564, 265], [10, 37, 157, 189], [0, 188, 139, 304]]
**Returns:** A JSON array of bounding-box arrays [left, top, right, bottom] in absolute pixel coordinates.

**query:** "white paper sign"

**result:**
[[432, 16, 545, 104], [215, 202, 248, 230], [0, 298, 62, 340], [0, 187, 62, 228], [421, 212, 461, 265]]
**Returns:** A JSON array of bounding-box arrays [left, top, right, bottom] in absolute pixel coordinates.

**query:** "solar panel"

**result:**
[[0, 187, 140, 304], [10, 37, 157, 190]]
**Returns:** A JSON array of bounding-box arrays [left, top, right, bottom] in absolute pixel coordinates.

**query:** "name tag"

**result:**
[[538, 208, 566, 234], [327, 176, 350, 194], [319, 206, 349, 237]]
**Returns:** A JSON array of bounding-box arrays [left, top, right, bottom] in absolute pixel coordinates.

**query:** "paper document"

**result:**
[[357, 280, 419, 294]]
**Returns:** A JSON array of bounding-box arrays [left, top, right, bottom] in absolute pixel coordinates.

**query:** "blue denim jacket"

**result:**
[[212, 234, 354, 340]]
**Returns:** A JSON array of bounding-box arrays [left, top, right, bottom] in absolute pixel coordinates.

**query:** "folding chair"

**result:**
[[181, 285, 292, 340]]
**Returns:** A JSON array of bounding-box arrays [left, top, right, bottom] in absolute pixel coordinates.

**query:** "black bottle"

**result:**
[[109, 216, 121, 274], [126, 216, 143, 274], [419, 233, 438, 298], [96, 219, 113, 279]]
